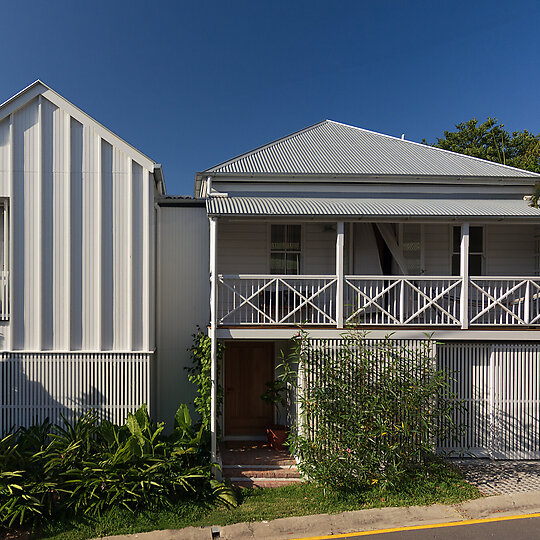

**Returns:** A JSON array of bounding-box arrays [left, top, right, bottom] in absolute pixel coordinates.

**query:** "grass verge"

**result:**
[[8, 462, 481, 539]]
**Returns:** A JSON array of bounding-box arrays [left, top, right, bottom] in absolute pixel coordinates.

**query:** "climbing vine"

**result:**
[[186, 328, 224, 430]]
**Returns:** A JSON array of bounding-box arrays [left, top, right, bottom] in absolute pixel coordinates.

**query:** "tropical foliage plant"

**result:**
[[0, 404, 235, 531], [285, 329, 463, 491]]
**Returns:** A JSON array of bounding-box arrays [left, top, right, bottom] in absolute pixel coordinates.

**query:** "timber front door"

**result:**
[[224, 342, 274, 437]]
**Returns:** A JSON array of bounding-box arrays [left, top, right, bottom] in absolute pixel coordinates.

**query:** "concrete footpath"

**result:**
[[102, 491, 540, 540]]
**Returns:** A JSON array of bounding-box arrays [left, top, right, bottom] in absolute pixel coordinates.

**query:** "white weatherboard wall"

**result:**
[[0, 85, 158, 430], [217, 221, 336, 275], [216, 221, 537, 277]]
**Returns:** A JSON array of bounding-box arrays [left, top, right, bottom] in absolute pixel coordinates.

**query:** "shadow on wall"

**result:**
[[0, 354, 108, 434]]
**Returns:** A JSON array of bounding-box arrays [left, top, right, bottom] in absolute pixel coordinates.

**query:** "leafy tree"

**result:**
[[423, 117, 540, 174]]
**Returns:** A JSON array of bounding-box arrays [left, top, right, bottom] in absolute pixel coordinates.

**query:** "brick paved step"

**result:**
[[229, 477, 303, 488], [223, 466, 301, 479]]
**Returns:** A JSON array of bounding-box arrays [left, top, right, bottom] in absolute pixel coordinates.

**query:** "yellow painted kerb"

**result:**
[[292, 511, 540, 539]]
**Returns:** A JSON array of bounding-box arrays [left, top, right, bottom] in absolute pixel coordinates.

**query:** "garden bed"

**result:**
[[27, 461, 480, 539]]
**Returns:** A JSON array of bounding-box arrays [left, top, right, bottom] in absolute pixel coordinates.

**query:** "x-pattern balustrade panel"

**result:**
[[344, 277, 462, 326], [469, 278, 540, 326], [218, 275, 337, 325]]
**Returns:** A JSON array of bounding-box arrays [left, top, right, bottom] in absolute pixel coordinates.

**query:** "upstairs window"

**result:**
[[270, 224, 301, 275], [452, 226, 484, 276], [399, 224, 423, 275]]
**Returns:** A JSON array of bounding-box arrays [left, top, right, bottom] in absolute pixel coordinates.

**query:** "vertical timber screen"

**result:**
[[301, 338, 434, 456], [302, 339, 540, 459], [436, 342, 540, 459], [0, 352, 152, 433]]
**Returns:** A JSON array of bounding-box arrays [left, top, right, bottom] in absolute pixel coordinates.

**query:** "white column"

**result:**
[[209, 217, 218, 464], [336, 221, 344, 328], [460, 223, 470, 329]]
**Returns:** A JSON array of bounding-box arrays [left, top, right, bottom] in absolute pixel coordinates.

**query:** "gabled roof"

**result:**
[[0, 80, 158, 172], [203, 120, 540, 179]]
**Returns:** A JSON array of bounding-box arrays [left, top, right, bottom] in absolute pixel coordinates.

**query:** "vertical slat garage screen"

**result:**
[[0, 352, 151, 433], [437, 342, 540, 459], [304, 339, 540, 460]]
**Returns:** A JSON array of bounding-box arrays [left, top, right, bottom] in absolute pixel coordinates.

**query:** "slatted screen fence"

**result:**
[[0, 352, 151, 433], [301, 339, 540, 460], [301, 338, 434, 456], [437, 342, 540, 459]]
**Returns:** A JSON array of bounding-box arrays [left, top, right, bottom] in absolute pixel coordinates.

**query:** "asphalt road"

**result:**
[[336, 515, 540, 539]]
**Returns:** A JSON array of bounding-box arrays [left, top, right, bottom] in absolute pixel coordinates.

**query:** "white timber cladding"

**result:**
[[217, 221, 337, 275], [0, 94, 157, 352], [216, 220, 537, 277]]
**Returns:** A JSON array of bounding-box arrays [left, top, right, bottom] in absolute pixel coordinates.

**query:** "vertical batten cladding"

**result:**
[[82, 123, 101, 350], [52, 103, 70, 350], [131, 162, 144, 350], [70, 118, 84, 349], [0, 94, 156, 353], [101, 139, 114, 350]]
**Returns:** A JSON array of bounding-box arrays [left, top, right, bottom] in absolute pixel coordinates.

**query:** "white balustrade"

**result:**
[[217, 274, 540, 328]]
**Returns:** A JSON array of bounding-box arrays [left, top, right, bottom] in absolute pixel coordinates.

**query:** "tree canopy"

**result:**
[[424, 118, 540, 174]]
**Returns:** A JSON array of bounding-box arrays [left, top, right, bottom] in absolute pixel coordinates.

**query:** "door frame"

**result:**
[[221, 340, 275, 441]]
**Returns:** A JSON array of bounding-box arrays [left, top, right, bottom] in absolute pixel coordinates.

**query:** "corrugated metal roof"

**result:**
[[204, 120, 540, 178], [207, 193, 540, 218]]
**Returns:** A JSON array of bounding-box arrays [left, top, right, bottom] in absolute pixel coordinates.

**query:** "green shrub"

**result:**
[[0, 405, 235, 530], [287, 329, 463, 491]]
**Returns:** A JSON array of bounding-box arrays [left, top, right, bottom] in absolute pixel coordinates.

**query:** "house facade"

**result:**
[[194, 120, 540, 461], [1, 83, 539, 461]]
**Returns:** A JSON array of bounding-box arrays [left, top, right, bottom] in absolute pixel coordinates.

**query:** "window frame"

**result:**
[[451, 225, 485, 277], [398, 223, 425, 276], [268, 223, 303, 275]]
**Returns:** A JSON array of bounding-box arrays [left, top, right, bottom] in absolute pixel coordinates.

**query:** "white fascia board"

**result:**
[[208, 174, 540, 186], [216, 328, 540, 341], [212, 216, 540, 225], [0, 81, 45, 119], [212, 183, 533, 198]]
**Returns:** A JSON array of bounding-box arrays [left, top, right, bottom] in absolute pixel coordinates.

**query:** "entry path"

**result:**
[[451, 459, 540, 495]]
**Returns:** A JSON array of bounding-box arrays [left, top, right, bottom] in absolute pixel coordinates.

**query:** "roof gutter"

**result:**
[[153, 164, 166, 195]]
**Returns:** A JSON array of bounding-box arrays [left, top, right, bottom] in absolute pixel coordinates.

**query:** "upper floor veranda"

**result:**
[[213, 218, 540, 331]]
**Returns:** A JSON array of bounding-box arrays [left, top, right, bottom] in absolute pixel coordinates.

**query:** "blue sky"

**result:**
[[1, 1, 539, 195]]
